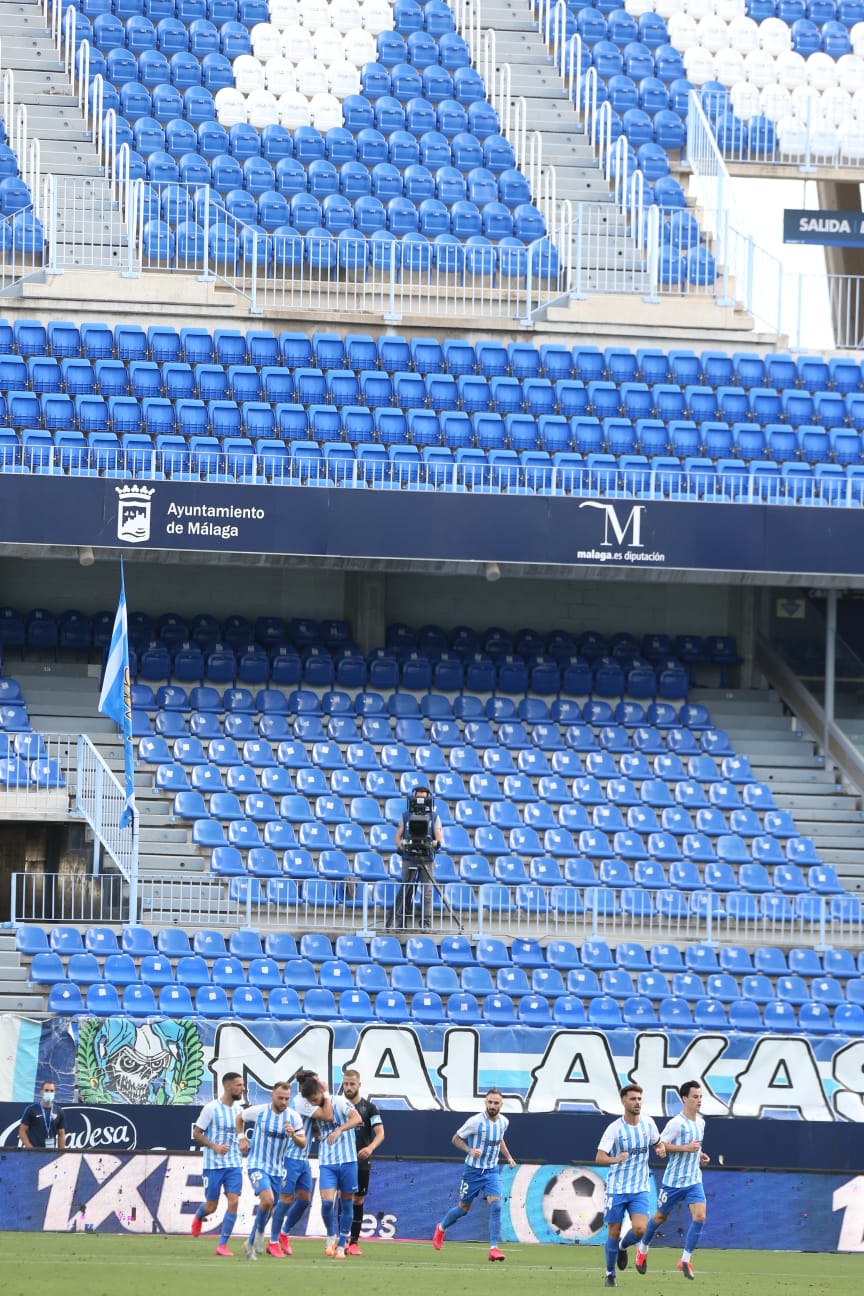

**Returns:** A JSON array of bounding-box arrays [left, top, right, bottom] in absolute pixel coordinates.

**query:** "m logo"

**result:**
[[116, 485, 155, 544], [579, 502, 646, 548]]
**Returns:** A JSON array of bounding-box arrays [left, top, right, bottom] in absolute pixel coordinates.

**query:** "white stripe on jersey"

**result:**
[[315, 1094, 357, 1166], [286, 1098, 310, 1161], [598, 1116, 660, 1196], [196, 1099, 243, 1170], [659, 1114, 705, 1188], [456, 1112, 510, 1171], [246, 1103, 294, 1176]]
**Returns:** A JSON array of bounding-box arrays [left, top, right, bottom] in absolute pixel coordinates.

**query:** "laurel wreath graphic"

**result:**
[[75, 1018, 205, 1106]]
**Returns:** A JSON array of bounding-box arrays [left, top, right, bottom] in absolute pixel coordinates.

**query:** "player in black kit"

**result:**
[[341, 1068, 385, 1255]]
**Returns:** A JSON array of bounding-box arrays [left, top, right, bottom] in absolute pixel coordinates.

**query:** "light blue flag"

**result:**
[[98, 560, 135, 829]]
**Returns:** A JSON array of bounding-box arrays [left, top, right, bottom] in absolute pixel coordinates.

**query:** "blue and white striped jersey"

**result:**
[[598, 1116, 660, 1196], [195, 1099, 243, 1171], [295, 1092, 358, 1166], [286, 1096, 311, 1162], [456, 1111, 510, 1171], [245, 1103, 299, 1176], [658, 1114, 705, 1188]]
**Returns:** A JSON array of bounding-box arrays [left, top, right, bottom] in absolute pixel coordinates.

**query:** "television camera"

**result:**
[[400, 790, 438, 858]]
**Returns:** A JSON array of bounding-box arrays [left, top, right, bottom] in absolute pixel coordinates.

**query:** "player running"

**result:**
[[432, 1088, 516, 1263], [596, 1083, 666, 1287], [635, 1081, 709, 1281]]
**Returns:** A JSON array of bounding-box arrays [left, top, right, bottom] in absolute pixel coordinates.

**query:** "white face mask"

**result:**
[[41, 1091, 55, 1105]]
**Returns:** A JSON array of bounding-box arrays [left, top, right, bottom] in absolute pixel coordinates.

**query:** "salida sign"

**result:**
[[783, 209, 864, 247]]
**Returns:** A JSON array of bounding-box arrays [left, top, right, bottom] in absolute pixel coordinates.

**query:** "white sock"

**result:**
[[682, 1250, 692, 1263]]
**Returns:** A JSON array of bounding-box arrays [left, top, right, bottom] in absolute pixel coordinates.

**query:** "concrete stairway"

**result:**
[[0, 0, 127, 267], [0, 928, 44, 1009], [474, 0, 645, 288], [694, 687, 864, 892]]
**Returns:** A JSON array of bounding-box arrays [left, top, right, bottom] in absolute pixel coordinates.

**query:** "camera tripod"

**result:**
[[386, 847, 463, 933]]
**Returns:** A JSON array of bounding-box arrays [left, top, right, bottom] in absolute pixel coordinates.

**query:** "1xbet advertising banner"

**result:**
[[0, 1152, 862, 1252]]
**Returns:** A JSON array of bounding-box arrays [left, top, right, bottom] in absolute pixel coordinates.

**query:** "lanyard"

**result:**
[[41, 1105, 53, 1136]]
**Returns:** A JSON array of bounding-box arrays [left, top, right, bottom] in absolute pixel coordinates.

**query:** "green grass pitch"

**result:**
[[0, 1234, 857, 1296]]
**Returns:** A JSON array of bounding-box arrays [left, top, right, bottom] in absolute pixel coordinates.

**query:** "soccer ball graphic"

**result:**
[[540, 1168, 606, 1241]]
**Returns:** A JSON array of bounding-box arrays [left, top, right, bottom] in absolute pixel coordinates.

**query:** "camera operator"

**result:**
[[389, 786, 443, 931]]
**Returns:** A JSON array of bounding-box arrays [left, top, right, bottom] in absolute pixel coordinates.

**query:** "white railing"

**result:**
[[10, 870, 859, 949], [11, 870, 129, 926], [76, 736, 139, 916], [0, 732, 74, 817], [0, 447, 861, 510]]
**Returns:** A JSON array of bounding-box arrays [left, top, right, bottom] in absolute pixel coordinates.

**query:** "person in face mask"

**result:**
[[19, 1081, 66, 1150]]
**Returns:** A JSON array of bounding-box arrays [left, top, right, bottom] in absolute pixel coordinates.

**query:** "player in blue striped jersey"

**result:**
[[432, 1088, 516, 1263], [295, 1073, 362, 1259], [191, 1072, 249, 1257], [241, 1081, 306, 1262], [635, 1081, 709, 1281], [596, 1083, 666, 1288], [271, 1068, 320, 1256]]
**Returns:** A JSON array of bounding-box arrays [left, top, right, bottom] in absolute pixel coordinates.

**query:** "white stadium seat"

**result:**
[[627, 0, 655, 15], [328, 58, 362, 97], [777, 116, 809, 156], [281, 25, 315, 61], [309, 91, 343, 131], [299, 0, 332, 31], [247, 88, 280, 127], [838, 121, 864, 158], [821, 86, 852, 126], [791, 83, 822, 123], [806, 51, 839, 92], [836, 53, 864, 94], [683, 45, 716, 84], [314, 27, 346, 65], [251, 23, 284, 61], [343, 27, 377, 67], [265, 56, 297, 96], [655, 0, 685, 18], [777, 50, 808, 91], [730, 80, 761, 119], [759, 82, 792, 120], [745, 49, 778, 88], [808, 122, 839, 160], [278, 89, 312, 128], [684, 0, 714, 21], [330, 0, 362, 33], [233, 54, 266, 94], [296, 56, 330, 96], [667, 12, 699, 48], [215, 86, 247, 126], [360, 0, 394, 35], [715, 0, 747, 22], [713, 48, 747, 82], [728, 15, 760, 55], [269, 0, 299, 28], [759, 17, 792, 57], [697, 14, 729, 52]]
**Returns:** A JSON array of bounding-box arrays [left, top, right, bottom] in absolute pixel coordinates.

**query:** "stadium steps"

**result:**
[[694, 686, 864, 889], [476, 0, 643, 278], [0, 931, 45, 1010], [0, 0, 129, 260]]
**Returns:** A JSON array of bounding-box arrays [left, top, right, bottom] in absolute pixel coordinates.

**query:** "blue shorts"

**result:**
[[319, 1162, 358, 1195], [459, 1166, 502, 1204], [604, 1190, 651, 1225], [204, 1167, 243, 1202], [657, 1182, 706, 1213], [281, 1160, 313, 1197], [248, 1169, 283, 1198]]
